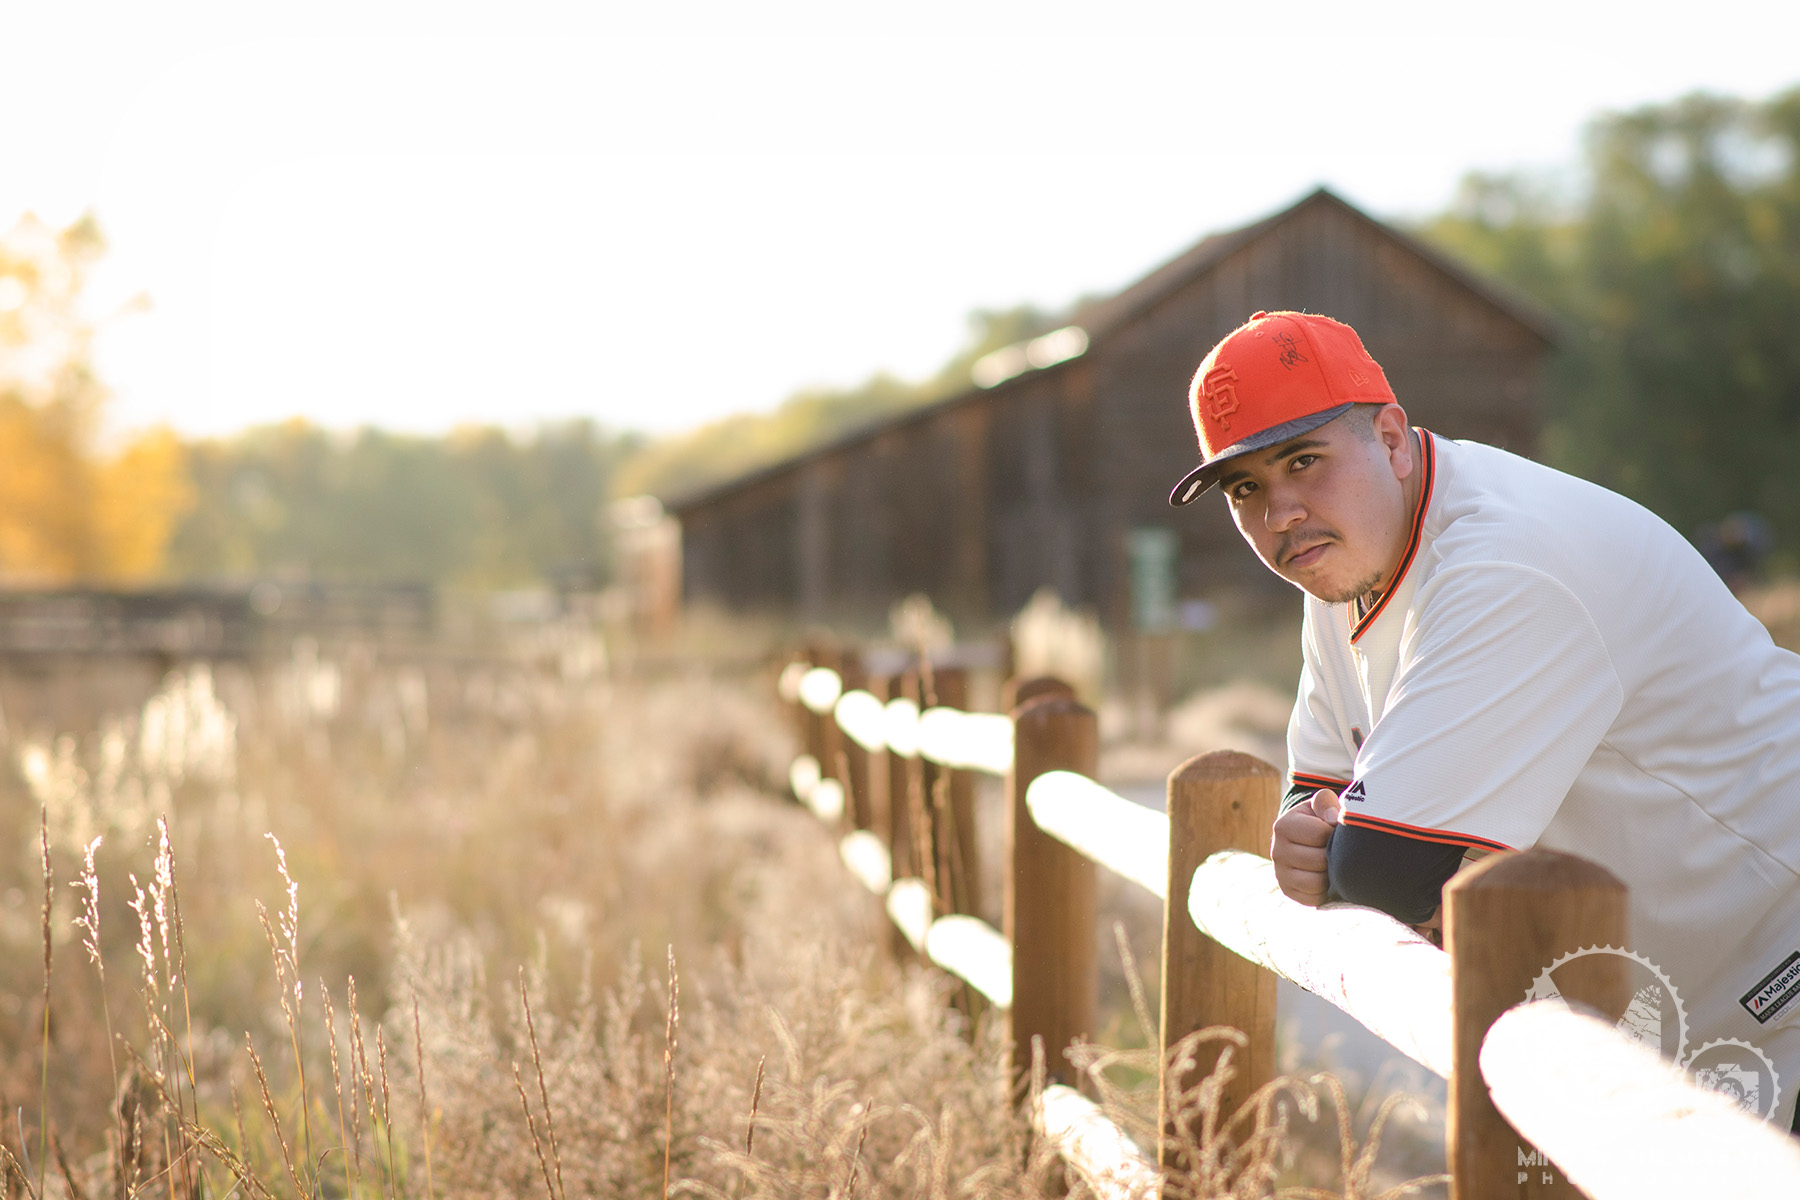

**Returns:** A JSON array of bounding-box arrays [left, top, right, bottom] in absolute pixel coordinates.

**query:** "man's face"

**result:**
[[1214, 406, 1417, 604]]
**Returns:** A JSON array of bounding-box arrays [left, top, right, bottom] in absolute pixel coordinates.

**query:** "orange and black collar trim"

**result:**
[[1349, 428, 1436, 643]]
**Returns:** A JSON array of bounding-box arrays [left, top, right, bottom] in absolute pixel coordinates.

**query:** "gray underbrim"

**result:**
[[1167, 403, 1356, 506]]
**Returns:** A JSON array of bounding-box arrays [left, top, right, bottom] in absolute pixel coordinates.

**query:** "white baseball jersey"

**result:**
[[1290, 431, 1800, 1090]]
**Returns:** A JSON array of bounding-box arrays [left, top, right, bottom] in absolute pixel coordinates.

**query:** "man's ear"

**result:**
[[1374, 404, 1414, 481]]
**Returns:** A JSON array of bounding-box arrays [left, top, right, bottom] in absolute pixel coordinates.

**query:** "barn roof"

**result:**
[[1074, 187, 1561, 345], [665, 186, 1558, 515]]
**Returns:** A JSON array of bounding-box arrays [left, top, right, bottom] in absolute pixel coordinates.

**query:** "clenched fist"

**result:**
[[1271, 787, 1341, 906]]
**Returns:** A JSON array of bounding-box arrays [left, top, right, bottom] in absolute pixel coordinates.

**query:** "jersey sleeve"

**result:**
[[1328, 823, 1469, 924], [1286, 601, 1357, 808], [1343, 562, 1624, 853]]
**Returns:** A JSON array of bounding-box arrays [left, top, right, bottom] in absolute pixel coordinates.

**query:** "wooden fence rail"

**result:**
[[1184, 848, 1453, 1077], [778, 648, 1800, 1199], [1480, 1000, 1800, 1194], [1037, 1085, 1158, 1200]]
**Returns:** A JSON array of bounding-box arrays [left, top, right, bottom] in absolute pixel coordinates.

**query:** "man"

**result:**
[[1168, 310, 1800, 1130]]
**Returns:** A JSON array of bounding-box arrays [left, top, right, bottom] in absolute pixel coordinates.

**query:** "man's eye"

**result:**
[[1290, 454, 1317, 471], [1228, 481, 1256, 501]]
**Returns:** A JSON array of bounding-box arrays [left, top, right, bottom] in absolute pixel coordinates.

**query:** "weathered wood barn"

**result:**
[[670, 188, 1555, 632]]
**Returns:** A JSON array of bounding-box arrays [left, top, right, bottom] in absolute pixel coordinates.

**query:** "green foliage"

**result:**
[[1420, 85, 1800, 551], [168, 417, 624, 588], [611, 372, 924, 504], [163, 305, 1067, 588], [1421, 171, 1585, 316], [613, 305, 1066, 502]]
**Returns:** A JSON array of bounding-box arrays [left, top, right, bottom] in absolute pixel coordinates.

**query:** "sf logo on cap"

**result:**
[[1202, 365, 1241, 431]]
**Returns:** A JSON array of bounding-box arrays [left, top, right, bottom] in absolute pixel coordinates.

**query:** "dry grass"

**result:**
[[0, 633, 1445, 1198], [1067, 1022, 1446, 1200]]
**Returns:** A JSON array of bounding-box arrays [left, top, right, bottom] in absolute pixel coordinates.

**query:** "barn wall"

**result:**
[[980, 364, 1103, 617], [678, 470, 801, 614], [683, 357, 1112, 629]]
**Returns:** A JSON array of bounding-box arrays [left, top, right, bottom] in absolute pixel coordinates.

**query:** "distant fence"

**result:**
[[778, 641, 1800, 1199], [0, 584, 437, 659]]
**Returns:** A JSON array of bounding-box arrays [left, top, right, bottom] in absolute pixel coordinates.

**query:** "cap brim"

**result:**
[[1167, 403, 1356, 506]]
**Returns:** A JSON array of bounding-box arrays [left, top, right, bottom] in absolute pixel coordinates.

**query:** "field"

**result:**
[[0, 630, 1445, 1199]]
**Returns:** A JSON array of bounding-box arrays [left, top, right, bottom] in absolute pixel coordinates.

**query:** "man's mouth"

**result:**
[[1286, 544, 1328, 569], [1279, 534, 1337, 570]]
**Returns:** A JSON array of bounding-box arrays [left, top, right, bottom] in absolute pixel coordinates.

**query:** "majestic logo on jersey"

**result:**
[[1200, 365, 1241, 431], [1341, 779, 1367, 804], [1740, 950, 1800, 1025]]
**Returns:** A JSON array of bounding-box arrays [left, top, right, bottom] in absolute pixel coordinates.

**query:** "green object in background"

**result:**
[[1128, 527, 1178, 632]]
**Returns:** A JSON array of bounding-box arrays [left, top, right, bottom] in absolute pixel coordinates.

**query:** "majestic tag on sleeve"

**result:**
[[1740, 950, 1800, 1025]]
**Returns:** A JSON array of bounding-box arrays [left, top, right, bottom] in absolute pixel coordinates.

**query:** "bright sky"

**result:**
[[5, 0, 1799, 441]]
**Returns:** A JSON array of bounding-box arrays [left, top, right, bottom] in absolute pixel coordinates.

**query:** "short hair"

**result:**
[[1343, 403, 1385, 443]]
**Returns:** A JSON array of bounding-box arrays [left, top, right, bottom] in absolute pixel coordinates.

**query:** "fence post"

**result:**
[[1158, 750, 1281, 1170], [861, 667, 894, 844], [799, 638, 838, 805], [1002, 675, 1074, 711], [927, 665, 980, 920], [812, 642, 846, 814], [836, 646, 874, 832], [782, 647, 810, 741], [1445, 849, 1629, 1199], [1006, 692, 1098, 1091], [899, 666, 936, 901], [868, 668, 913, 963]]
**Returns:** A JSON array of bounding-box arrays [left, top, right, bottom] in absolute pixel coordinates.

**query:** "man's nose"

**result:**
[[1263, 483, 1306, 532]]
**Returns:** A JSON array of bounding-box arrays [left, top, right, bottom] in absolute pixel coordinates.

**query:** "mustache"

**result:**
[[1277, 528, 1340, 566]]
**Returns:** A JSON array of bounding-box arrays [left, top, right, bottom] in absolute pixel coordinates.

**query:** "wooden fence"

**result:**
[[776, 644, 1800, 1199], [0, 584, 441, 659]]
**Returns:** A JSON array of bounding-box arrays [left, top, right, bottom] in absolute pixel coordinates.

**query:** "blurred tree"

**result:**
[[166, 418, 624, 588], [1422, 171, 1584, 314], [611, 304, 1066, 501], [1422, 86, 1800, 554], [0, 213, 192, 582], [91, 428, 192, 579], [451, 419, 615, 587]]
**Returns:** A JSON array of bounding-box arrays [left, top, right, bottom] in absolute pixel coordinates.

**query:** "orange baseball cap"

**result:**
[[1168, 311, 1396, 506]]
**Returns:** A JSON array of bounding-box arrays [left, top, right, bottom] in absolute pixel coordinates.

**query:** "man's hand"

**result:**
[[1410, 908, 1443, 948], [1271, 788, 1341, 906]]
